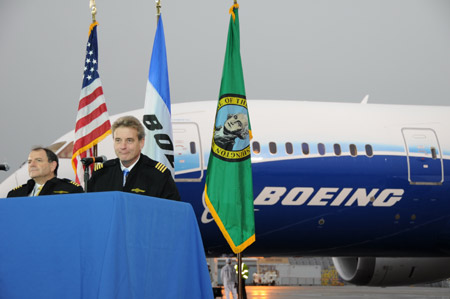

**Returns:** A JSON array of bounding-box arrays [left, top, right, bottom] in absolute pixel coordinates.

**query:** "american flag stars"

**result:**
[[82, 40, 99, 86]]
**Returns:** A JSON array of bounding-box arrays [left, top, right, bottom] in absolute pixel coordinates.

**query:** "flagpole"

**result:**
[[90, 0, 98, 157], [237, 253, 242, 299], [90, 0, 97, 23], [73, 0, 111, 186], [233, 2, 241, 297], [234, 1, 242, 296], [156, 0, 161, 24]]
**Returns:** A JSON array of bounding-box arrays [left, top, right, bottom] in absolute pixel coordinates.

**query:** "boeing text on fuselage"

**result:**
[[254, 187, 404, 207], [201, 187, 404, 224]]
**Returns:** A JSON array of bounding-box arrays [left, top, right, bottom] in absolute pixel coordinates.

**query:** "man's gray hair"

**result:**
[[112, 116, 145, 140]]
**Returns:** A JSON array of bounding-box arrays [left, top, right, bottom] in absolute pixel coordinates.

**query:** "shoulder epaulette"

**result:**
[[155, 162, 167, 173], [93, 160, 115, 171], [61, 178, 81, 186], [11, 184, 26, 191]]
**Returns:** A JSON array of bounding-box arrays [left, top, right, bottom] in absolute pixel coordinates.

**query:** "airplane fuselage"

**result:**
[[173, 100, 450, 257], [2, 100, 450, 258]]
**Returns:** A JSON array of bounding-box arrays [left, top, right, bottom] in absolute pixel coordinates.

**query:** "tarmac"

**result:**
[[216, 285, 450, 299]]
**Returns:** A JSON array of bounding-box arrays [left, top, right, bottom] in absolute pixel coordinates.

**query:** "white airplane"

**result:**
[[2, 99, 450, 287]]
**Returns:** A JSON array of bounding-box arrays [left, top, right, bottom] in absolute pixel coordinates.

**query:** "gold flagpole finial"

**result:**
[[90, 0, 97, 23], [156, 0, 161, 24]]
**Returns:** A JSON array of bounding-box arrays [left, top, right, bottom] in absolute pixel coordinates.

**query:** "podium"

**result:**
[[0, 192, 213, 299]]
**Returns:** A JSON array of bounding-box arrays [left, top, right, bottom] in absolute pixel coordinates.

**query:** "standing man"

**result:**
[[221, 259, 237, 299], [7, 147, 83, 197], [87, 115, 180, 201]]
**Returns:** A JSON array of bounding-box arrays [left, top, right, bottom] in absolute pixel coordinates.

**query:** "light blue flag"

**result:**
[[142, 15, 175, 176]]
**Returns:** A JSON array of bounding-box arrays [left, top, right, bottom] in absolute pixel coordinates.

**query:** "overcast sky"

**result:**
[[1, 0, 450, 182]]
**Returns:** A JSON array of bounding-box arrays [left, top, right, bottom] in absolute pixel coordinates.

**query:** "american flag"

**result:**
[[72, 21, 111, 185]]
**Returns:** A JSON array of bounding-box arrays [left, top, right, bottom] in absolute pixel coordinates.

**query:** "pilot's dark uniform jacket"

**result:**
[[87, 154, 181, 201], [7, 177, 83, 198]]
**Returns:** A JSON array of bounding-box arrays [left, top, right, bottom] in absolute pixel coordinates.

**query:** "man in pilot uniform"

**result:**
[[7, 147, 83, 197], [87, 115, 180, 201]]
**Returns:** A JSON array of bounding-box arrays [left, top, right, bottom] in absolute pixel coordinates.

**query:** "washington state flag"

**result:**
[[204, 4, 255, 254]]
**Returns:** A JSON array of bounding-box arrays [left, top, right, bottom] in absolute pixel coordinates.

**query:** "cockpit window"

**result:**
[[48, 142, 66, 153], [57, 142, 74, 159]]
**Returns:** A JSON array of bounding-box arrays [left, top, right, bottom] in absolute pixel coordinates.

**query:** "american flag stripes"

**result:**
[[72, 21, 111, 185]]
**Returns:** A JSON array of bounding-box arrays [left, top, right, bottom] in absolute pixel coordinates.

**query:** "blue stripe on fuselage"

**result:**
[[176, 154, 450, 257]]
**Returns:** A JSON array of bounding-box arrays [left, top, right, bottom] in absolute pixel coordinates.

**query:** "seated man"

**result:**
[[87, 115, 180, 201], [8, 147, 83, 197]]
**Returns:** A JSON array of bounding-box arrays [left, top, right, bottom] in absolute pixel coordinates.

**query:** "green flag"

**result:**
[[204, 4, 255, 254]]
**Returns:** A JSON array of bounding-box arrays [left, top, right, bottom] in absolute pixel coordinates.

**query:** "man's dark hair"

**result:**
[[31, 146, 59, 176]]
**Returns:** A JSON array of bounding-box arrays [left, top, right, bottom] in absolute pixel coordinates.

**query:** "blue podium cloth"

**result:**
[[0, 191, 213, 299]]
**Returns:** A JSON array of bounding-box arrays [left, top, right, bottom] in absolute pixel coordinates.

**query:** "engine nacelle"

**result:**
[[332, 257, 450, 286]]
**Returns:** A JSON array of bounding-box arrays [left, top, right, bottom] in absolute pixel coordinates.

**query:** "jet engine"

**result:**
[[332, 257, 450, 286]]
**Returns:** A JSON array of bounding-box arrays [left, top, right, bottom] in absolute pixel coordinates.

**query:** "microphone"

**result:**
[[80, 156, 107, 166], [0, 163, 9, 171]]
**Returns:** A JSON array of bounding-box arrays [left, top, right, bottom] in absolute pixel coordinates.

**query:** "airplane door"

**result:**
[[401, 128, 443, 185], [173, 122, 204, 182]]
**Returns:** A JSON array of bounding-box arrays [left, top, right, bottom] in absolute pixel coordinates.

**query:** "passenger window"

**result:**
[[365, 144, 373, 157], [252, 141, 260, 154], [302, 143, 309, 155], [269, 142, 277, 154], [285, 142, 293, 155], [190, 142, 196, 154], [318, 143, 325, 155], [333, 144, 341, 156], [350, 144, 357, 157]]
